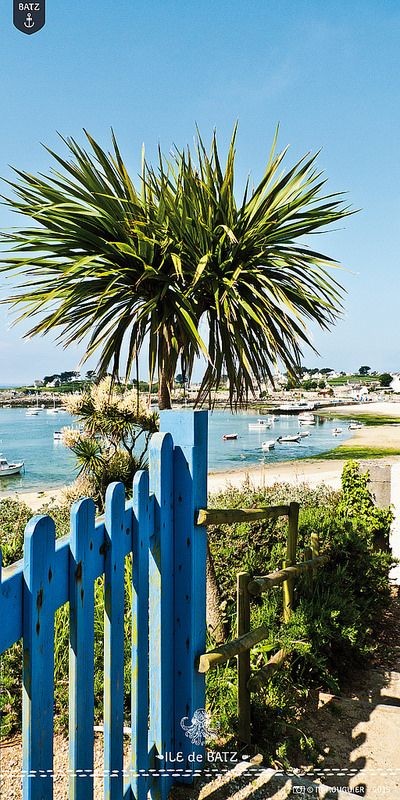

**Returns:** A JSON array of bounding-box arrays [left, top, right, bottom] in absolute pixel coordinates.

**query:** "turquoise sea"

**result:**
[[0, 408, 351, 493]]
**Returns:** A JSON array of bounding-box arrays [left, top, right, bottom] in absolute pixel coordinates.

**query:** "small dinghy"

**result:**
[[248, 419, 271, 430], [222, 433, 238, 440], [0, 454, 24, 476], [277, 434, 301, 443], [261, 440, 275, 451]]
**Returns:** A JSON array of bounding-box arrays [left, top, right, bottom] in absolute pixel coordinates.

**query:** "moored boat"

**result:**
[[248, 419, 272, 430], [298, 411, 315, 422], [222, 433, 238, 440], [261, 439, 275, 451], [0, 454, 24, 476], [277, 434, 301, 443]]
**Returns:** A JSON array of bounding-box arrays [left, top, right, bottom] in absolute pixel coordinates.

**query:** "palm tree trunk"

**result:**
[[158, 368, 172, 410], [206, 541, 228, 644]]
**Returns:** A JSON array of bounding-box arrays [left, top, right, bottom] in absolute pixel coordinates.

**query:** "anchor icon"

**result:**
[[24, 12, 35, 28]]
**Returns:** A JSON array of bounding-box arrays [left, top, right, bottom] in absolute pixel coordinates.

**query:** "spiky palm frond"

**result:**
[[0, 127, 352, 407]]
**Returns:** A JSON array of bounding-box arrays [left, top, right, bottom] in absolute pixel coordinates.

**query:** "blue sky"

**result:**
[[0, 1, 399, 383]]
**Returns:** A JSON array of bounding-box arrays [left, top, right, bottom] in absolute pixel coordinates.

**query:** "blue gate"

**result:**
[[0, 410, 208, 799]]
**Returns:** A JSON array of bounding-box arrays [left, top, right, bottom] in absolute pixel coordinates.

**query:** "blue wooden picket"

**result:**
[[131, 470, 150, 800], [0, 411, 208, 800], [104, 482, 128, 799], [69, 497, 96, 799], [149, 432, 174, 800], [22, 514, 56, 800]]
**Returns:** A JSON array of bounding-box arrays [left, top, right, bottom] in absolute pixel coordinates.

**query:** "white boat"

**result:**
[[26, 393, 44, 416], [298, 431, 310, 438], [47, 397, 59, 414], [332, 427, 343, 436], [0, 454, 24, 476], [222, 433, 238, 441], [348, 423, 363, 430], [299, 418, 316, 425], [261, 440, 275, 451], [280, 402, 315, 411], [277, 434, 301, 443], [248, 419, 272, 430]]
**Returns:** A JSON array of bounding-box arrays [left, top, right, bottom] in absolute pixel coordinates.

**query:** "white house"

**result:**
[[390, 375, 400, 392]]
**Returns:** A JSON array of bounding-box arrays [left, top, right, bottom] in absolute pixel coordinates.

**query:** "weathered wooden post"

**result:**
[[237, 571, 251, 744], [311, 532, 319, 580], [160, 410, 208, 777], [282, 502, 299, 622]]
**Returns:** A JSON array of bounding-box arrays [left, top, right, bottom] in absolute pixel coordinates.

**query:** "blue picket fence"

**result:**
[[0, 410, 208, 800]]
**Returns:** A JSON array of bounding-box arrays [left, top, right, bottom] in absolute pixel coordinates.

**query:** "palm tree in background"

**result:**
[[0, 127, 351, 408]]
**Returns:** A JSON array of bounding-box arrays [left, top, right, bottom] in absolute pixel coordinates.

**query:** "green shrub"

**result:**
[[0, 498, 32, 566], [206, 465, 394, 756]]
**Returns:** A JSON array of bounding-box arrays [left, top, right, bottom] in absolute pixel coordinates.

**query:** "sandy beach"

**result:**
[[321, 400, 400, 418], [0, 459, 347, 512], [2, 402, 400, 510]]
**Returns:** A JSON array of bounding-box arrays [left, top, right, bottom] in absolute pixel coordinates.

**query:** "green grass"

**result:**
[[309, 445, 400, 461], [318, 412, 400, 426], [327, 374, 379, 385]]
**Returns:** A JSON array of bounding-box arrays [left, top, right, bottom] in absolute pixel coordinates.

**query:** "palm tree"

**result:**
[[62, 377, 158, 508], [0, 127, 351, 408]]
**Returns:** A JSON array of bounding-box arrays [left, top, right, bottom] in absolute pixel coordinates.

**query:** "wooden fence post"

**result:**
[[311, 532, 320, 579], [311, 532, 319, 558], [160, 410, 208, 775], [303, 546, 313, 592], [237, 571, 251, 744], [283, 502, 299, 622]]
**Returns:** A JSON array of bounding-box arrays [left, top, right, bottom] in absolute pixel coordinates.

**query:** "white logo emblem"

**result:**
[[180, 708, 217, 745]]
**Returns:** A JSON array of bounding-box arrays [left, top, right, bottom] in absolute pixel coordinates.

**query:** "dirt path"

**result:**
[[171, 591, 400, 800]]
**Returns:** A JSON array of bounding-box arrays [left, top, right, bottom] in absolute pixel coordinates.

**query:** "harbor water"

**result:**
[[0, 408, 351, 493]]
